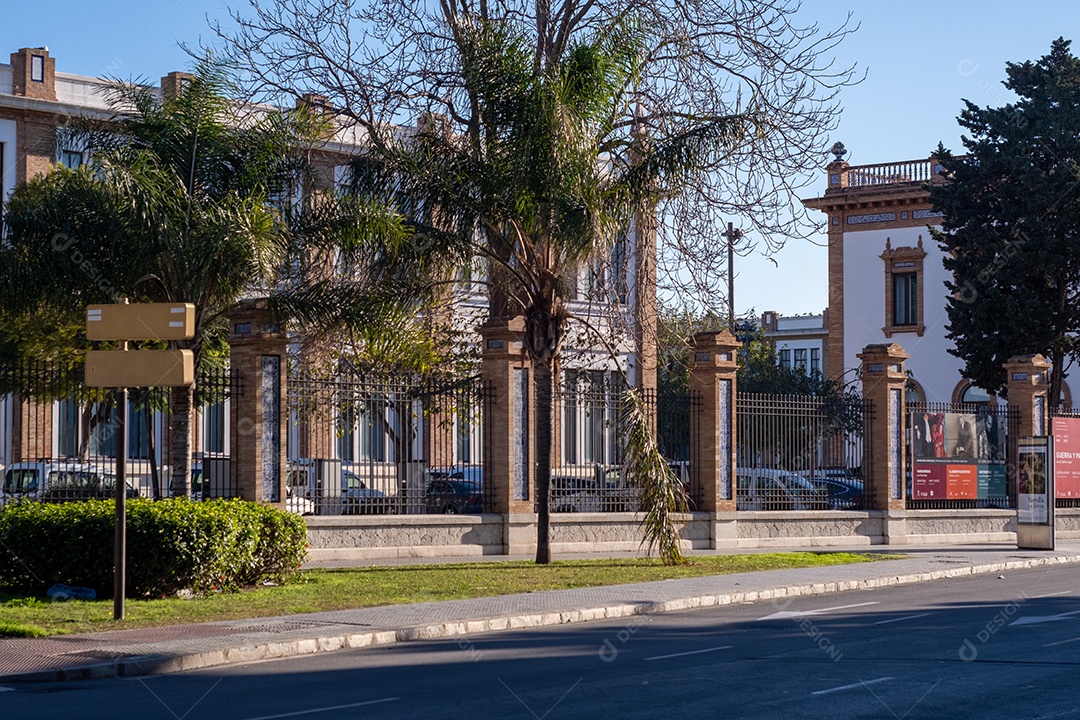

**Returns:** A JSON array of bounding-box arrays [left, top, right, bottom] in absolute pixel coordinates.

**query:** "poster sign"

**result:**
[[910, 410, 1007, 500], [1051, 417, 1080, 498], [1017, 436, 1054, 550]]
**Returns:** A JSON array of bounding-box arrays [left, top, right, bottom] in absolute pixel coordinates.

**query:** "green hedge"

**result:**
[[0, 499, 307, 597]]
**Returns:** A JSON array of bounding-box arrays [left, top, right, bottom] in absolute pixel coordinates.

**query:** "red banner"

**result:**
[[1052, 417, 1080, 498]]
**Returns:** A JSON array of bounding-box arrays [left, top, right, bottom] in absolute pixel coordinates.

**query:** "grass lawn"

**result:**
[[0, 552, 900, 637]]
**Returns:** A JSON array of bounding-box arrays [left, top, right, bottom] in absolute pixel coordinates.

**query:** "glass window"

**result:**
[[810, 348, 820, 373], [58, 398, 79, 457], [31, 55, 44, 83], [779, 348, 791, 367], [127, 400, 149, 460], [611, 233, 629, 304], [962, 384, 991, 404], [204, 401, 225, 454], [893, 273, 918, 326], [794, 349, 807, 371], [59, 149, 82, 169]]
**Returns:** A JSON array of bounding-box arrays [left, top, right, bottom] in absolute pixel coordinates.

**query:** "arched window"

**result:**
[[961, 384, 991, 405], [905, 379, 926, 406]]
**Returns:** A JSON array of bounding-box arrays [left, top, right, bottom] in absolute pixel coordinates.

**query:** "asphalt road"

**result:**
[[5, 566, 1080, 719]]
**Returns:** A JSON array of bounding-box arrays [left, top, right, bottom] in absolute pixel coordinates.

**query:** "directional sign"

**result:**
[[85, 349, 194, 387], [86, 303, 195, 341]]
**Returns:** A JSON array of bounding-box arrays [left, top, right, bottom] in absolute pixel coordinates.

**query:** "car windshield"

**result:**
[[3, 469, 39, 494], [48, 471, 96, 489]]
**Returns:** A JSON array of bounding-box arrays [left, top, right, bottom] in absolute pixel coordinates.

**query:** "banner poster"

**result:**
[[1018, 437, 1050, 525], [1051, 416, 1080, 498], [910, 410, 1007, 500]]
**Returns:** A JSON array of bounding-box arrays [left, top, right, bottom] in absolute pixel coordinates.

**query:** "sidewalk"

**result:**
[[3, 542, 1079, 683]]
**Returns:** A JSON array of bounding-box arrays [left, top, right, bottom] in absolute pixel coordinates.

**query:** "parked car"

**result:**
[[425, 478, 483, 514], [736, 468, 827, 511], [551, 462, 689, 513], [286, 460, 387, 515], [808, 471, 864, 510], [2, 461, 136, 503]]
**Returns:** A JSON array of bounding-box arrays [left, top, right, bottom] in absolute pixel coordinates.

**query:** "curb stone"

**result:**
[[5, 553, 1080, 683]]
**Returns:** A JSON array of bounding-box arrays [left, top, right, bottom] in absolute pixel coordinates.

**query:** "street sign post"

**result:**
[[84, 302, 195, 620]]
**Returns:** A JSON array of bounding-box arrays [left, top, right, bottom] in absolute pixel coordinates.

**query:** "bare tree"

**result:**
[[209, 0, 859, 316]]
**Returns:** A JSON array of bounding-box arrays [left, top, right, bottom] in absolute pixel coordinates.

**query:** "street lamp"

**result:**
[[724, 221, 744, 332]]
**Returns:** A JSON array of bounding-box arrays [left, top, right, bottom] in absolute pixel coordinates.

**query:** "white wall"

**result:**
[[843, 226, 965, 402], [0, 118, 15, 220]]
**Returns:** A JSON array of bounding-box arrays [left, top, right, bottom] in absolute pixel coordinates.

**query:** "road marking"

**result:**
[[874, 613, 930, 625], [240, 698, 400, 720], [812, 677, 894, 696], [759, 601, 878, 621], [1044, 635, 1080, 647], [1031, 591, 1073, 599], [1011, 609, 1080, 627], [645, 645, 732, 661]]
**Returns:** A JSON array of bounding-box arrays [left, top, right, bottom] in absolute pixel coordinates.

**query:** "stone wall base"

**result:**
[[303, 509, 1079, 562]]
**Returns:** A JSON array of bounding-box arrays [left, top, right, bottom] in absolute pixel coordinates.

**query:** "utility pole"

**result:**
[[724, 221, 744, 332]]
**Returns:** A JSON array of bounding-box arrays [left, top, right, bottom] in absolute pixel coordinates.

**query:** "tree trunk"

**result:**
[[169, 384, 194, 497], [534, 357, 554, 564]]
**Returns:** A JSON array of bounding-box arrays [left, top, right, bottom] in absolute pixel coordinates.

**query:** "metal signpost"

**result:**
[[84, 302, 195, 620]]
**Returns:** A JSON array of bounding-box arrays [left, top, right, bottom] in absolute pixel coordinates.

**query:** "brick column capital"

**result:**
[[1005, 354, 1051, 437]]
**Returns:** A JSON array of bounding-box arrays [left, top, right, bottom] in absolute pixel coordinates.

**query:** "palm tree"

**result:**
[[0, 61, 418, 496], [356, 17, 741, 563]]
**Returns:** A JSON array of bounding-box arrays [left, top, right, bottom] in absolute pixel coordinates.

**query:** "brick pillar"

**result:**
[[480, 318, 534, 553], [859, 343, 909, 515], [160, 71, 195, 102], [229, 301, 288, 509], [1005, 354, 1051, 438], [689, 330, 740, 521], [10, 47, 56, 101]]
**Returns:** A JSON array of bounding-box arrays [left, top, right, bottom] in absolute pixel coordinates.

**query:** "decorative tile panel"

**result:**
[[262, 355, 281, 502], [847, 212, 897, 225]]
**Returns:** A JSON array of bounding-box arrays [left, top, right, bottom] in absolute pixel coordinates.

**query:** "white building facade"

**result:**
[[802, 152, 1045, 405]]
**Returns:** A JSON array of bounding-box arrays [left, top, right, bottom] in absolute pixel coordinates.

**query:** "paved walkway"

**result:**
[[3, 542, 1079, 683]]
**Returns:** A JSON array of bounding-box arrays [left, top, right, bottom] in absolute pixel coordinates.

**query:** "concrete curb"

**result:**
[[6, 553, 1080, 683]]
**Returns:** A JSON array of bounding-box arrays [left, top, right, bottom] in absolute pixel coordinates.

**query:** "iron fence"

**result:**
[[286, 371, 484, 515], [905, 401, 1018, 510], [550, 379, 701, 513], [736, 392, 870, 511], [0, 362, 241, 506]]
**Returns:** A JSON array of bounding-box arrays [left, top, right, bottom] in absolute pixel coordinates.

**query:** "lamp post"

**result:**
[[724, 221, 744, 332]]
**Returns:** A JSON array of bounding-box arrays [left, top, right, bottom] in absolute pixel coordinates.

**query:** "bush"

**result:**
[[0, 499, 307, 597]]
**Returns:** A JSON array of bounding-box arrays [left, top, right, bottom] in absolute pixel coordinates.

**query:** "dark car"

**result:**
[[425, 478, 483, 514]]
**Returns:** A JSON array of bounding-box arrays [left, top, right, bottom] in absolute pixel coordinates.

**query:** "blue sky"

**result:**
[[2, 0, 1077, 317]]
